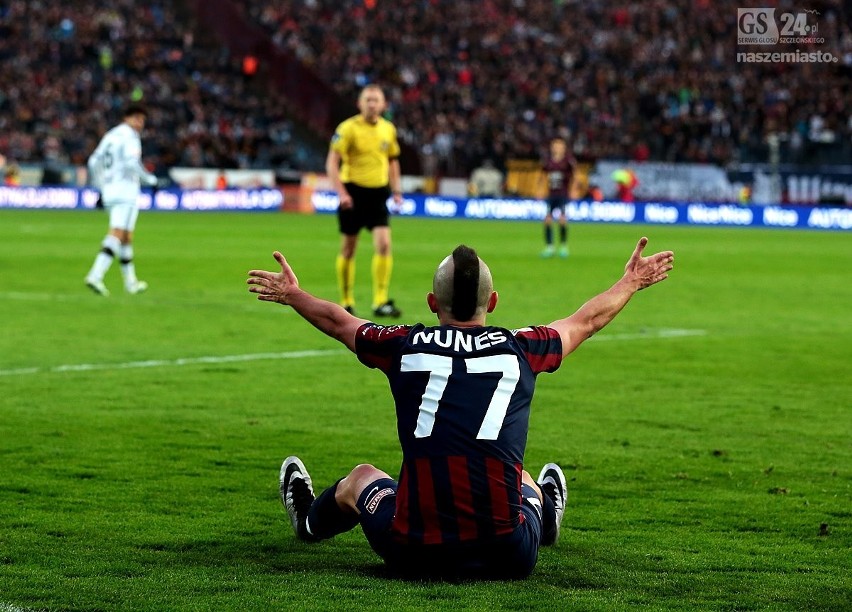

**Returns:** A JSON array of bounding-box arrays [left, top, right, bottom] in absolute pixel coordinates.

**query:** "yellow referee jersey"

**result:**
[[330, 115, 401, 188]]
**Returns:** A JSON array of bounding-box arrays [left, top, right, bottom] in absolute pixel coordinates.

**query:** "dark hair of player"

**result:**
[[451, 245, 480, 321], [123, 104, 148, 118]]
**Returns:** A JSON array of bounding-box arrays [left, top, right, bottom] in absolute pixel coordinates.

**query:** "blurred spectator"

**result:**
[[40, 135, 67, 185], [612, 169, 639, 203], [586, 183, 604, 201], [243, 0, 851, 174], [468, 158, 504, 197], [4, 162, 21, 186], [2, 0, 849, 179], [738, 185, 752, 206], [0, 1, 321, 176]]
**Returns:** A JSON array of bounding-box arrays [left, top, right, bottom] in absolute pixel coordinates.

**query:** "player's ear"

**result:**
[[427, 292, 439, 314], [486, 291, 498, 313]]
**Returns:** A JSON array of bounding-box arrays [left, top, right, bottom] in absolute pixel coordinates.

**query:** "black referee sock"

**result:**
[[540, 489, 558, 546], [544, 225, 553, 245], [559, 225, 568, 244], [306, 479, 360, 540]]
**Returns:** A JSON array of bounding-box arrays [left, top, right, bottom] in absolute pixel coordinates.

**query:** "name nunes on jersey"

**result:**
[[411, 327, 508, 353]]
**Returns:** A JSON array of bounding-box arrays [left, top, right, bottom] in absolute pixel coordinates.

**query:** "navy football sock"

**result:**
[[306, 480, 359, 540]]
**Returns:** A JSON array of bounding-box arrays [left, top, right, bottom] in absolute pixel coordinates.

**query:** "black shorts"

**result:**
[[547, 195, 568, 216], [356, 478, 543, 579], [337, 183, 391, 235]]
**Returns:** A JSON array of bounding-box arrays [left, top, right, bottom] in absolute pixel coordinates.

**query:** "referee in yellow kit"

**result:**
[[326, 84, 403, 318]]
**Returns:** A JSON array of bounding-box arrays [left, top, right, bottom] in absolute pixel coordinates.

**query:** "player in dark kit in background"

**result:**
[[539, 137, 576, 258], [247, 238, 674, 579]]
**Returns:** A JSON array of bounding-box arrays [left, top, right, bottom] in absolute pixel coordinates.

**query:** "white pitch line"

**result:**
[[0, 290, 92, 303], [590, 328, 707, 342], [0, 329, 705, 378], [0, 349, 347, 377]]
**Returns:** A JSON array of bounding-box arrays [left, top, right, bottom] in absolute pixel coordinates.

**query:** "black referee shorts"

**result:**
[[338, 183, 391, 235]]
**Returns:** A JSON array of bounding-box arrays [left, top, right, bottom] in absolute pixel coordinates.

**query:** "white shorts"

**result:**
[[107, 202, 140, 232]]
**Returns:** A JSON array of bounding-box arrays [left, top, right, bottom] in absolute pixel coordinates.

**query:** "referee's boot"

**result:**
[[373, 300, 401, 318]]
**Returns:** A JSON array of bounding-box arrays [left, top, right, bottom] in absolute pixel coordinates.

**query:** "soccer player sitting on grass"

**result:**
[[247, 237, 673, 579]]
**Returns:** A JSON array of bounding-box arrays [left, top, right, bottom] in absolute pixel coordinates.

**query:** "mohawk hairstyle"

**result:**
[[451, 245, 480, 322]]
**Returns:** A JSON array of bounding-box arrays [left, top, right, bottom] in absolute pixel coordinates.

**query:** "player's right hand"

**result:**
[[624, 237, 674, 290], [247, 251, 300, 305]]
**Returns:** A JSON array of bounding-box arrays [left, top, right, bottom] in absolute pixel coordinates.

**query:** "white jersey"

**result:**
[[87, 123, 157, 205]]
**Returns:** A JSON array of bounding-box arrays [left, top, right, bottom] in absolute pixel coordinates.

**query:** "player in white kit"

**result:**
[[85, 104, 158, 296]]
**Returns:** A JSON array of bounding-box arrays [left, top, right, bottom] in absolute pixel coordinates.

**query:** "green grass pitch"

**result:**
[[0, 209, 850, 611]]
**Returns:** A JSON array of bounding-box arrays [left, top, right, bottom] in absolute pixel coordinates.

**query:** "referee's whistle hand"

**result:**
[[338, 191, 353, 209]]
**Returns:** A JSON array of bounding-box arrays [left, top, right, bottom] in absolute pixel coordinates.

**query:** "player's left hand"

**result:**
[[247, 251, 300, 304]]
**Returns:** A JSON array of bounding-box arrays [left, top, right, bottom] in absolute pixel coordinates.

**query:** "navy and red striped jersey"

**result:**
[[542, 155, 576, 199], [355, 323, 562, 545]]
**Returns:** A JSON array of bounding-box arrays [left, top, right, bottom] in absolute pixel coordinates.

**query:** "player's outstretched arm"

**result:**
[[247, 251, 369, 352], [548, 237, 674, 357]]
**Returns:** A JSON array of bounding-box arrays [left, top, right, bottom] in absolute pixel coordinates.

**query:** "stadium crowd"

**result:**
[[1, 0, 849, 179], [0, 0, 315, 177], [247, 0, 851, 173]]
